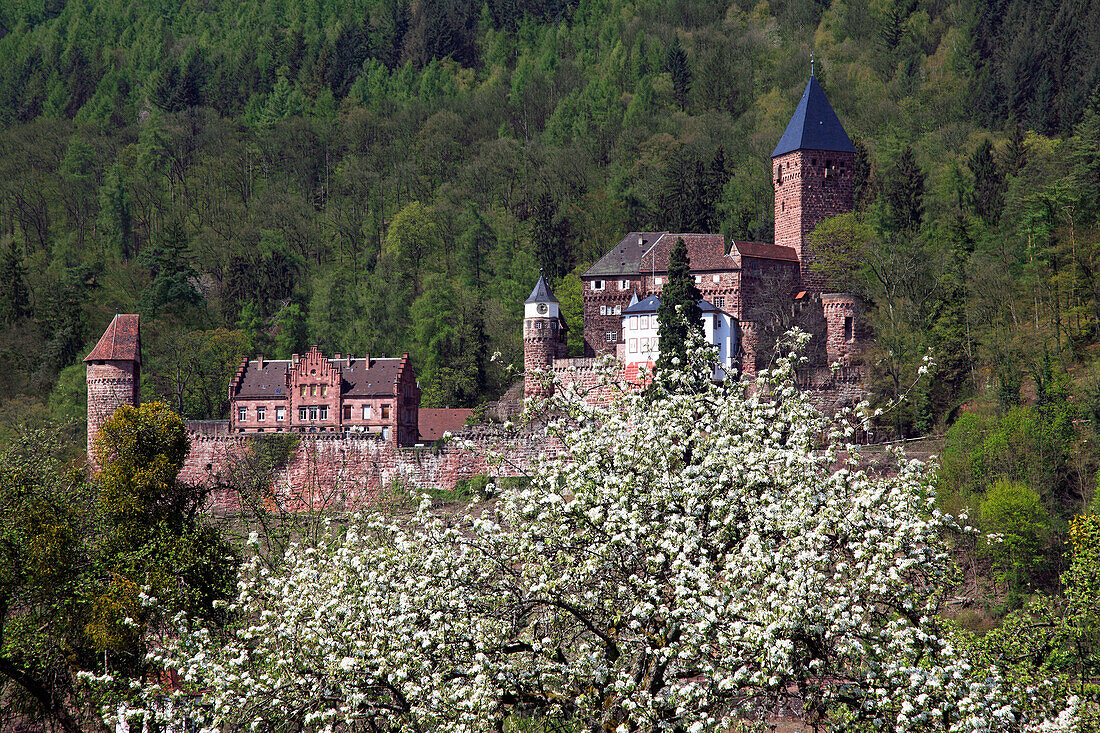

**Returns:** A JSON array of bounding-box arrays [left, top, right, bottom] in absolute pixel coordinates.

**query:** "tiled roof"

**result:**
[[233, 357, 405, 399], [525, 274, 559, 303], [642, 233, 732, 273], [772, 75, 855, 157], [418, 408, 474, 442], [584, 231, 667, 278], [84, 314, 141, 363], [732, 241, 799, 262]]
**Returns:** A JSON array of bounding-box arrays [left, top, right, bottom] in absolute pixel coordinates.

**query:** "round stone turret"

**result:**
[[84, 314, 141, 469], [523, 273, 567, 398]]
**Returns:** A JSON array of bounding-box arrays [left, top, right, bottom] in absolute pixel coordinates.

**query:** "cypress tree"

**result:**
[[656, 237, 703, 373]]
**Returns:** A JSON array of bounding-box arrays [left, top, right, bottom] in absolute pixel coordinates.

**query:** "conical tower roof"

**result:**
[[525, 273, 559, 304], [84, 314, 141, 363], [771, 75, 855, 158]]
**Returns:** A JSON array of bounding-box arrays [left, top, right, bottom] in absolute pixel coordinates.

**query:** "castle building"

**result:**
[[620, 294, 737, 381], [228, 347, 420, 445], [84, 313, 141, 467], [575, 73, 864, 378]]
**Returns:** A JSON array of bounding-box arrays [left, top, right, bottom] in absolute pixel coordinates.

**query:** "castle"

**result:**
[[524, 73, 866, 396], [84, 73, 868, 503]]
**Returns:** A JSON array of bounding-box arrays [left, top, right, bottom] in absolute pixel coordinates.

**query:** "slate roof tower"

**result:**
[[523, 273, 567, 398], [772, 73, 856, 293], [84, 314, 141, 468]]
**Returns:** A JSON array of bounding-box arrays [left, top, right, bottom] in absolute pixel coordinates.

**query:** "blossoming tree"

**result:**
[[107, 335, 1049, 732]]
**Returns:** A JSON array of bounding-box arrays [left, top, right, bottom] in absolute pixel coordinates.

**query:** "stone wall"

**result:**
[[181, 422, 564, 512]]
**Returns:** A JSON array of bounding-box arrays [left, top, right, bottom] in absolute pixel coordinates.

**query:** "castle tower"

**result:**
[[772, 74, 855, 293], [822, 293, 861, 367], [84, 314, 141, 468], [523, 273, 567, 398]]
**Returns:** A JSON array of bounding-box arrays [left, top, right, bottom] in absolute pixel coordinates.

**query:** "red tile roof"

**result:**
[[418, 408, 474, 442], [84, 314, 140, 363], [641, 233, 732, 273], [732, 241, 799, 262]]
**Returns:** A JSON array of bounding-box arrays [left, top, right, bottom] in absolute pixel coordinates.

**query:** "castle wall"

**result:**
[[182, 423, 565, 512]]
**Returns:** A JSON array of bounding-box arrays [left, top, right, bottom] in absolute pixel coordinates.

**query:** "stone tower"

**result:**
[[772, 74, 856, 293], [84, 314, 141, 467], [523, 273, 567, 398]]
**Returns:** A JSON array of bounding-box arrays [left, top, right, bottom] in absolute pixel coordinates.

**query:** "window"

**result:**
[[628, 318, 636, 331], [299, 407, 307, 421], [535, 320, 543, 329], [712, 274, 720, 283], [629, 338, 637, 353], [694, 275, 702, 284], [299, 385, 307, 397], [381, 405, 390, 420], [238, 407, 247, 422], [654, 277, 663, 286], [319, 406, 328, 420], [619, 280, 629, 290], [714, 296, 725, 309], [362, 405, 371, 420], [776, 164, 782, 184], [310, 385, 317, 397], [599, 306, 607, 316], [309, 407, 318, 420], [257, 407, 266, 421], [276, 407, 285, 421], [640, 316, 649, 329], [321, 385, 328, 397], [382, 426, 390, 440], [343, 405, 352, 420], [591, 280, 605, 291], [605, 330, 617, 342], [844, 316, 854, 341], [714, 315, 721, 330]]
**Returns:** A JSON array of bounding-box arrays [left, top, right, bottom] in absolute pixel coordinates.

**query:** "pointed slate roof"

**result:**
[[771, 75, 855, 158], [84, 314, 141, 363], [525, 273, 559, 304]]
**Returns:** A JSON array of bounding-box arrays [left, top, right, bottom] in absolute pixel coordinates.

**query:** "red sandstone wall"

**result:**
[[183, 426, 566, 513]]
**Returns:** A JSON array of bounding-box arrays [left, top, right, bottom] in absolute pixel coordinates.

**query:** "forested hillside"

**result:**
[[0, 0, 1099, 441]]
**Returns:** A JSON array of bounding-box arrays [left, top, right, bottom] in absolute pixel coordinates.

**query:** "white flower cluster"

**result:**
[[105, 332, 1048, 733]]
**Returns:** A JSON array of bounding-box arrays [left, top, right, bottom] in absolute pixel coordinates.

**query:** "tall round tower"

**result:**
[[821, 293, 860, 367], [84, 314, 141, 468], [523, 273, 567, 398]]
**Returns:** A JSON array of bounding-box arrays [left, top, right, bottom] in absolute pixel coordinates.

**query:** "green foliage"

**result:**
[[655, 237, 702, 377], [979, 478, 1050, 592], [0, 411, 233, 729]]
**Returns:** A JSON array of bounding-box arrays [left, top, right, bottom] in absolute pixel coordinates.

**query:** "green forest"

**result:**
[[4, 0, 1100, 727]]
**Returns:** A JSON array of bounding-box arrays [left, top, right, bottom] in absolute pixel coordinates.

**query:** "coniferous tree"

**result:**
[[1003, 121, 1029, 176], [666, 37, 691, 111], [852, 137, 876, 211], [0, 237, 29, 325], [969, 138, 1005, 225], [656, 237, 702, 374], [1071, 93, 1100, 224], [884, 145, 925, 231]]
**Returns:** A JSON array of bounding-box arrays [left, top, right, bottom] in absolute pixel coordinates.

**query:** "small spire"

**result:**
[[810, 52, 814, 77]]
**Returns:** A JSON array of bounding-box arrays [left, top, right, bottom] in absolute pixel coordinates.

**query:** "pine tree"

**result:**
[[969, 138, 1005, 225], [1070, 92, 1100, 225], [665, 37, 691, 111], [656, 237, 703, 375], [884, 145, 925, 232], [852, 137, 876, 211], [1003, 121, 1029, 177], [0, 237, 29, 325]]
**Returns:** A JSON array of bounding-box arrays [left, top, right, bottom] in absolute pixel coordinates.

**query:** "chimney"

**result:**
[[258, 354, 264, 368], [638, 235, 644, 246], [335, 353, 342, 360]]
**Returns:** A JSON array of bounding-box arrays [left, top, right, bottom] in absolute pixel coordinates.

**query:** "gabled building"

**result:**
[[228, 347, 420, 445]]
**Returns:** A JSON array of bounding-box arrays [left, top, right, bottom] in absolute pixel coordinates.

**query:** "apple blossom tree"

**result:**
[[102, 334, 1060, 732]]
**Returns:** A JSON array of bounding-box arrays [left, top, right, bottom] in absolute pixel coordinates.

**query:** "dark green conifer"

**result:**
[[656, 237, 703, 374]]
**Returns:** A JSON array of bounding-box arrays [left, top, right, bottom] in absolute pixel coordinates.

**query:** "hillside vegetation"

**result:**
[[1, 0, 1100, 602]]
